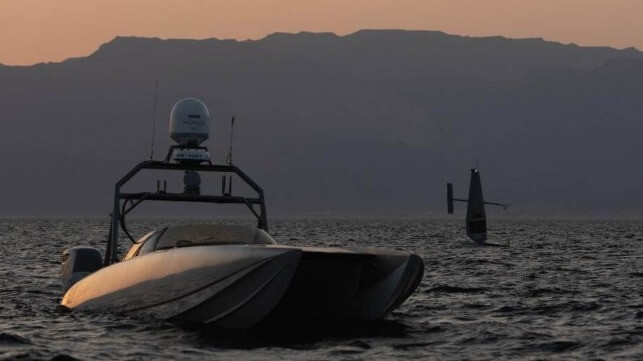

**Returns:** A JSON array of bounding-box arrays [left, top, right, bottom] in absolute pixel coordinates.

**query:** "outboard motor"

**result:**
[[61, 247, 103, 292]]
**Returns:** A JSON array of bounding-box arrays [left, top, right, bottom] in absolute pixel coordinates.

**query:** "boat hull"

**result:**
[[62, 245, 424, 328], [261, 246, 424, 325], [62, 245, 302, 328]]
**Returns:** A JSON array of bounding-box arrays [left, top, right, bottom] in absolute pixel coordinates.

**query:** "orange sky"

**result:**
[[1, 0, 641, 65]]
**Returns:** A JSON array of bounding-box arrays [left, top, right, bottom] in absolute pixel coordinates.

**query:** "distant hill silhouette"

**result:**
[[1, 30, 642, 217]]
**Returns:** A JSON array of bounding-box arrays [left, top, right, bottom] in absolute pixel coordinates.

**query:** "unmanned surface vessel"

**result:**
[[447, 167, 509, 246], [61, 98, 424, 329]]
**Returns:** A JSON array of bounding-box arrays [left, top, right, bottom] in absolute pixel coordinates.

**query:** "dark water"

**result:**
[[0, 218, 641, 360]]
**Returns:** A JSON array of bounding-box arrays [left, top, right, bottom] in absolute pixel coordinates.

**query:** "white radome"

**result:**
[[169, 98, 210, 146]]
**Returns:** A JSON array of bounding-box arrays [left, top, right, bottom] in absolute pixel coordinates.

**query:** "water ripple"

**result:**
[[0, 218, 641, 360]]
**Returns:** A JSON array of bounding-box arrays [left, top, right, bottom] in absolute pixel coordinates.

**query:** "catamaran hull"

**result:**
[[62, 245, 424, 328], [62, 245, 302, 328], [262, 246, 424, 325]]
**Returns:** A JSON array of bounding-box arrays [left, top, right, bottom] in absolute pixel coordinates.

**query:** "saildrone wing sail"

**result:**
[[466, 169, 487, 244]]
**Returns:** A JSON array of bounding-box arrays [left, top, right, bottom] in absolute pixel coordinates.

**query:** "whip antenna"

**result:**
[[226, 116, 235, 165], [149, 80, 159, 160]]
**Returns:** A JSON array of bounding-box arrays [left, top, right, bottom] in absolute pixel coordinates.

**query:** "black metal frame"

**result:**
[[104, 155, 268, 265]]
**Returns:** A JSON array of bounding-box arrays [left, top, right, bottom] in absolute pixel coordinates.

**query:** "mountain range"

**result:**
[[1, 30, 642, 217]]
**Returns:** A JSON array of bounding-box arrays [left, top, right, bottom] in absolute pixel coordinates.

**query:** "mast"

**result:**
[[103, 99, 268, 265]]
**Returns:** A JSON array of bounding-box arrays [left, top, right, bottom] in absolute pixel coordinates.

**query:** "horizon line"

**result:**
[[2, 28, 640, 67]]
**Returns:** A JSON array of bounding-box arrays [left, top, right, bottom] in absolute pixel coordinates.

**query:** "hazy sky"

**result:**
[[1, 0, 642, 65]]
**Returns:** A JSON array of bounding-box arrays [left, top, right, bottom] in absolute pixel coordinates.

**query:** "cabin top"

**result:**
[[124, 225, 276, 260]]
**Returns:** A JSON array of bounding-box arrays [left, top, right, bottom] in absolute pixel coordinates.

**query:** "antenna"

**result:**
[[226, 116, 235, 165], [222, 116, 235, 196], [149, 80, 159, 160]]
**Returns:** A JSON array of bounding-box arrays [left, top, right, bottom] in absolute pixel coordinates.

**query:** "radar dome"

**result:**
[[169, 98, 210, 147]]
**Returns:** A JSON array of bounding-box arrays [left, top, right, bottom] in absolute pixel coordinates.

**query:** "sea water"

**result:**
[[0, 218, 641, 360]]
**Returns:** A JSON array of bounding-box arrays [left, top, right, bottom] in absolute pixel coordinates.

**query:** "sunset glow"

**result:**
[[1, 0, 642, 65]]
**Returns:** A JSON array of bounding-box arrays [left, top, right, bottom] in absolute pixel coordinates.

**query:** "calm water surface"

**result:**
[[0, 218, 641, 360]]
